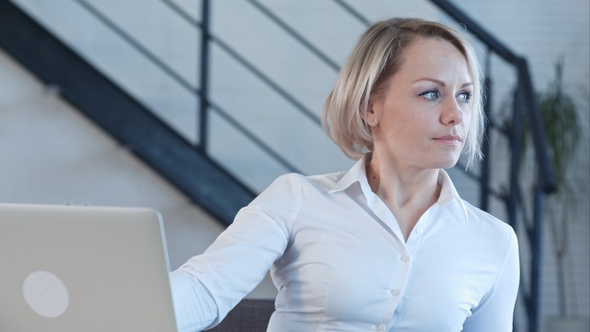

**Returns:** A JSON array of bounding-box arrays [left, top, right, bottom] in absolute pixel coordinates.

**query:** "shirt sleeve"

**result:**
[[169, 269, 218, 332], [462, 228, 520, 332], [169, 174, 300, 331]]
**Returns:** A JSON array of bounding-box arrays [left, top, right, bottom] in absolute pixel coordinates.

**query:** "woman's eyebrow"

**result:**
[[412, 78, 446, 86], [412, 78, 474, 88]]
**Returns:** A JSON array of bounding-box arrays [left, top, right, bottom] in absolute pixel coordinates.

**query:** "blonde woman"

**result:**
[[171, 17, 519, 332]]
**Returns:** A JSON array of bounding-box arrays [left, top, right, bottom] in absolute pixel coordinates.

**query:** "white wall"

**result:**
[[0, 49, 277, 298]]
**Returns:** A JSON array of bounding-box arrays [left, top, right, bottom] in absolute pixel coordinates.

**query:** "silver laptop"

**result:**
[[0, 203, 178, 332]]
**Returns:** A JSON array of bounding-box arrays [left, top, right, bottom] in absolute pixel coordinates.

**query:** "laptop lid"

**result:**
[[0, 203, 178, 332]]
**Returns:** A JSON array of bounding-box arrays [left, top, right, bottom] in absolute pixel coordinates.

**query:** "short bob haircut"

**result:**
[[322, 17, 485, 169]]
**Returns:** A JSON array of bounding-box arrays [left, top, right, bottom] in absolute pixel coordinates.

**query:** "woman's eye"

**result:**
[[419, 90, 439, 100], [457, 91, 472, 103]]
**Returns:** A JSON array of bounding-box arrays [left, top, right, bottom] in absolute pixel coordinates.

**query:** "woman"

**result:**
[[171, 17, 519, 332]]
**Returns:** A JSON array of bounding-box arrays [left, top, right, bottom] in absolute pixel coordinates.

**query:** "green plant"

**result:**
[[499, 56, 583, 318], [536, 58, 581, 185], [535, 57, 582, 318]]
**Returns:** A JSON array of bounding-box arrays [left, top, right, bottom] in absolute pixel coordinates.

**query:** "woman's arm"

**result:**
[[170, 269, 218, 331], [462, 230, 520, 332], [168, 174, 300, 331]]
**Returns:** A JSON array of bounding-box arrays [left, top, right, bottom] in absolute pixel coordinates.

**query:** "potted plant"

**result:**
[[504, 57, 587, 331], [537, 59, 588, 331]]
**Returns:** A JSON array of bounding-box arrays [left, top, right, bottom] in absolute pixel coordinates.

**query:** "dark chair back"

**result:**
[[208, 299, 275, 332]]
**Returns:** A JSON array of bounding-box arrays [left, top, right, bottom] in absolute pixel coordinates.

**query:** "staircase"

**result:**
[[0, 1, 556, 331]]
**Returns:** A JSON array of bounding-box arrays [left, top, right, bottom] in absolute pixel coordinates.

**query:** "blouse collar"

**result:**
[[329, 155, 468, 219]]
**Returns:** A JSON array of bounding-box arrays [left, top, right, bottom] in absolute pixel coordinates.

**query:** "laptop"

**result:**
[[0, 203, 178, 332]]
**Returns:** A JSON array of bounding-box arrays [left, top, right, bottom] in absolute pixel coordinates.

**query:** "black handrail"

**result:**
[[430, 0, 519, 63], [209, 102, 303, 174], [74, 0, 197, 94], [333, 0, 371, 25], [160, 0, 321, 128], [245, 0, 340, 71], [0, 0, 256, 225], [71, 0, 302, 176]]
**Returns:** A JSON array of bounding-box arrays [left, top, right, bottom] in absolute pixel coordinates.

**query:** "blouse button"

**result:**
[[391, 289, 400, 296], [377, 324, 386, 332], [400, 254, 410, 262]]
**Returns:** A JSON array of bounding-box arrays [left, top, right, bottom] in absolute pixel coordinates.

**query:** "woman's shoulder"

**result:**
[[453, 200, 518, 265], [460, 199, 516, 240], [250, 171, 346, 209], [271, 170, 347, 193]]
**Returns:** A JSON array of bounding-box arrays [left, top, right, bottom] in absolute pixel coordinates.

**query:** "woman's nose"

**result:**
[[441, 99, 463, 125]]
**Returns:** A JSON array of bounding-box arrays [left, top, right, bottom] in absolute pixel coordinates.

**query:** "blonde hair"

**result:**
[[322, 17, 485, 169]]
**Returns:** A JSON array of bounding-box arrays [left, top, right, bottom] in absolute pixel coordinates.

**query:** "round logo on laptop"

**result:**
[[23, 270, 70, 318]]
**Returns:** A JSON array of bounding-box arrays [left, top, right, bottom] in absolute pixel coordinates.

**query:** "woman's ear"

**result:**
[[363, 100, 379, 127]]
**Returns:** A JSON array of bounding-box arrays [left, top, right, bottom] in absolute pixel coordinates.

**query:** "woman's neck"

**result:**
[[365, 153, 441, 241]]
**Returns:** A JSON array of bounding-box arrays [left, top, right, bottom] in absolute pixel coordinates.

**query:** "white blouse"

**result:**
[[170, 158, 519, 332]]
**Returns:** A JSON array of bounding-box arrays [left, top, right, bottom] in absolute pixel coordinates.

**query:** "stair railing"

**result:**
[[10, 1, 556, 330]]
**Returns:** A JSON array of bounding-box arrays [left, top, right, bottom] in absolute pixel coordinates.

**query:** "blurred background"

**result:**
[[0, 0, 588, 331]]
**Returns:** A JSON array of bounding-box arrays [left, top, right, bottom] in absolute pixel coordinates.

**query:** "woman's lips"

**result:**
[[433, 135, 462, 145]]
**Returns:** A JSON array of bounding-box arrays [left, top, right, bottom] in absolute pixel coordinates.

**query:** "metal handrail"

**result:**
[[245, 0, 340, 71], [161, 0, 322, 130], [333, 0, 371, 25], [74, 0, 197, 94], [70, 0, 303, 175]]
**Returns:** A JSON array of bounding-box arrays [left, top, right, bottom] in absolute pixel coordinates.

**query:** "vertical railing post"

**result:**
[[199, 0, 211, 153], [508, 87, 523, 230], [529, 183, 544, 332], [510, 85, 525, 331], [479, 48, 492, 212]]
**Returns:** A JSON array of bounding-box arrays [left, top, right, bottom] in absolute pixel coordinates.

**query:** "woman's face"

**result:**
[[366, 37, 474, 171]]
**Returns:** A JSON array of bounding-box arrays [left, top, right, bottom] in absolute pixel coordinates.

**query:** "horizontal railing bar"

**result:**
[[74, 0, 198, 95], [161, 0, 202, 29], [160, 0, 321, 127], [332, 0, 371, 25], [75, 0, 301, 176], [246, 0, 340, 71], [208, 101, 303, 174], [429, 0, 519, 64], [212, 36, 322, 126]]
